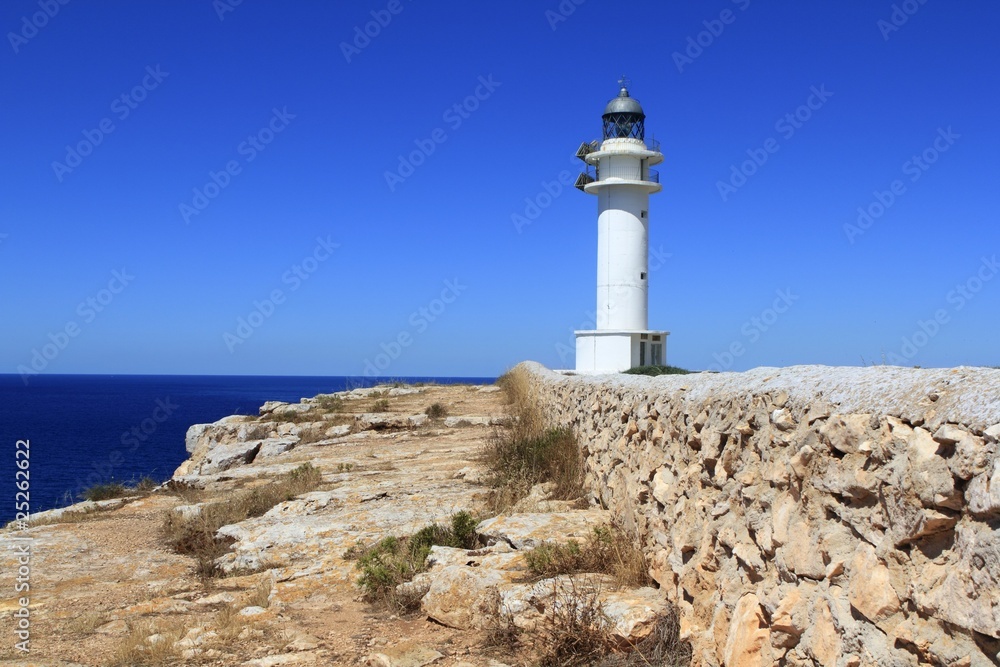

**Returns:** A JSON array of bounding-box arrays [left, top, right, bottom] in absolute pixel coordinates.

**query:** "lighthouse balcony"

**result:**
[[575, 165, 661, 192]]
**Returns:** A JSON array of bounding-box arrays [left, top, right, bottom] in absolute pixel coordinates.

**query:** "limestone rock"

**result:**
[[365, 645, 443, 667], [443, 415, 499, 427], [723, 594, 772, 667], [258, 438, 298, 459], [325, 424, 352, 438], [848, 543, 900, 623], [967, 459, 1000, 517], [200, 439, 262, 474], [476, 510, 609, 550], [819, 414, 871, 454], [420, 565, 513, 630]]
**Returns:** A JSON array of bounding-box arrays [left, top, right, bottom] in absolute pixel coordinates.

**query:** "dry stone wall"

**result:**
[[521, 362, 1000, 667]]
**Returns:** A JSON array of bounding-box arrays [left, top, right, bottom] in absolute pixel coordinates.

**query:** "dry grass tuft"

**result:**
[[534, 579, 611, 667], [424, 402, 448, 419], [524, 525, 652, 589], [104, 618, 184, 667], [598, 608, 692, 666], [66, 611, 108, 635], [481, 368, 584, 513], [481, 579, 691, 667], [246, 576, 273, 609], [163, 463, 322, 578]]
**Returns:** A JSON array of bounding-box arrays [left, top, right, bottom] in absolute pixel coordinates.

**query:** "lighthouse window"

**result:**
[[641, 210, 648, 218], [640, 272, 647, 280]]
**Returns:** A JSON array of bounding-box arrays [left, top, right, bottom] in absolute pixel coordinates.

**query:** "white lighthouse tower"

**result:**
[[574, 78, 669, 373]]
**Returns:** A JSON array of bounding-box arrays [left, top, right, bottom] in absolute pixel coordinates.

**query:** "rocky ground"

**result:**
[[0, 382, 671, 667]]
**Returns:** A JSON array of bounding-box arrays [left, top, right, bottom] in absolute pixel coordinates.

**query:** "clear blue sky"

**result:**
[[2, 0, 998, 377]]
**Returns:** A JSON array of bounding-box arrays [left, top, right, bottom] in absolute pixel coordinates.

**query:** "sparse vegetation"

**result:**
[[424, 402, 448, 419], [258, 409, 314, 423], [481, 369, 583, 513], [534, 580, 610, 667], [105, 617, 184, 667], [599, 610, 692, 666], [623, 365, 690, 376], [82, 482, 128, 501], [246, 576, 273, 609], [163, 463, 322, 578], [82, 475, 158, 502], [524, 525, 652, 588], [67, 611, 108, 635], [482, 579, 691, 667], [314, 394, 345, 412], [371, 398, 391, 412], [349, 511, 479, 611]]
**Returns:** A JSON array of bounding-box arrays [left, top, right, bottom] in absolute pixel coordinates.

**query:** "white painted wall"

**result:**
[[596, 184, 648, 330]]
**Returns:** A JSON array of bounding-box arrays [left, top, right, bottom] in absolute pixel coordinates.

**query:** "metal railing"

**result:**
[[581, 166, 660, 184]]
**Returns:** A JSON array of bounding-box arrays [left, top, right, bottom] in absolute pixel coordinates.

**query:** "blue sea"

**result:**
[[1, 374, 494, 525]]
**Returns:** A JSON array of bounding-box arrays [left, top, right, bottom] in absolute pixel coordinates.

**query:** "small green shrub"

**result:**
[[371, 398, 391, 412], [623, 365, 690, 376], [353, 511, 479, 610]]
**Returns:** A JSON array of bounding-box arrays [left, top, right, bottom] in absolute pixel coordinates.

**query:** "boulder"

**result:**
[[200, 440, 263, 474], [476, 510, 609, 550]]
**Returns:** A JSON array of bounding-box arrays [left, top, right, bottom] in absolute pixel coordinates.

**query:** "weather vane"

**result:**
[[618, 75, 631, 92]]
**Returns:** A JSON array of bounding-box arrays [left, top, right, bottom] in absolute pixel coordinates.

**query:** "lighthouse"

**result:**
[[574, 79, 669, 373]]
